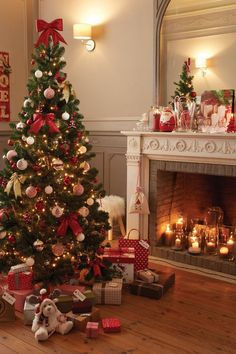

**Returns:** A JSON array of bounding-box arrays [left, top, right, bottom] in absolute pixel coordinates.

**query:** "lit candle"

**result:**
[[206, 241, 216, 253], [219, 246, 229, 257], [175, 238, 181, 248], [165, 224, 171, 234], [192, 241, 199, 249], [227, 235, 234, 252], [176, 217, 183, 230]]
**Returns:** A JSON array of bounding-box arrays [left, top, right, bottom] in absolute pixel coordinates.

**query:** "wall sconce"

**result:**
[[195, 56, 207, 77], [73, 23, 95, 52]]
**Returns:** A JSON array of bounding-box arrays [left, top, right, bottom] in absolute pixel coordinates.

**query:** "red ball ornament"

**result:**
[[32, 165, 40, 171], [64, 176, 71, 186], [191, 91, 197, 98], [11, 163, 17, 169], [69, 156, 78, 164], [96, 247, 104, 255], [55, 71, 67, 83], [7, 139, 14, 146], [31, 59, 35, 65], [35, 200, 45, 212], [8, 234, 16, 244]]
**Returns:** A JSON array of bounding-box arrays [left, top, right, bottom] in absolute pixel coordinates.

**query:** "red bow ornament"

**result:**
[[35, 19, 67, 47], [57, 212, 82, 237], [29, 113, 60, 135], [89, 258, 106, 278]]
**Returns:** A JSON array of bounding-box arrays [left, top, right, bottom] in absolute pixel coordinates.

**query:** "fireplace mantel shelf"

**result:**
[[121, 130, 236, 239]]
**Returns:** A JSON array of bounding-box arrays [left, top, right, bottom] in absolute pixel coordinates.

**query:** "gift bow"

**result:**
[[57, 212, 82, 237], [89, 258, 106, 278], [36, 19, 67, 47], [5, 173, 27, 199], [29, 113, 60, 135]]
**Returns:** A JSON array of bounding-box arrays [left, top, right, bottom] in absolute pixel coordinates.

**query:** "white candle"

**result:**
[[192, 241, 199, 249], [175, 238, 181, 248]]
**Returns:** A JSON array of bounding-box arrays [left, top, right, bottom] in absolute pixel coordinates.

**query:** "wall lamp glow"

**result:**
[[73, 23, 95, 52], [195, 56, 208, 77]]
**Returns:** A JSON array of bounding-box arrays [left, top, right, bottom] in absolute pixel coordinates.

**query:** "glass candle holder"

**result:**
[[219, 245, 229, 259], [188, 233, 201, 254]]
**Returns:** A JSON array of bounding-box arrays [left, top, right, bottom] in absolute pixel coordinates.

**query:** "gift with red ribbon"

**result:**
[[29, 113, 59, 135], [35, 19, 67, 47], [102, 318, 121, 333], [57, 212, 82, 237], [7, 271, 33, 291]]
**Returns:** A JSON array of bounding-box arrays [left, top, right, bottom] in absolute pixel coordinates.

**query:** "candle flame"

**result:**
[[165, 224, 171, 234]]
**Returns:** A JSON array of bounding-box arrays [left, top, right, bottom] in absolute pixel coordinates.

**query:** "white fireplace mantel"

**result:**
[[121, 131, 236, 239]]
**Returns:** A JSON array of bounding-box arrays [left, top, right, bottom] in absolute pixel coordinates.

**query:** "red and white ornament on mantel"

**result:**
[[44, 87, 55, 99], [159, 107, 176, 132]]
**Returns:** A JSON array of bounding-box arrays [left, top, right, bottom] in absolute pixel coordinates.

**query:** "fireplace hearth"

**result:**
[[121, 131, 236, 276]]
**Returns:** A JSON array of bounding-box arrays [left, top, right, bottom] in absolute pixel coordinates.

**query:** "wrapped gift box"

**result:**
[[23, 296, 36, 325], [10, 263, 30, 274], [72, 298, 92, 314], [130, 271, 175, 299], [67, 307, 100, 332], [102, 318, 121, 333], [0, 293, 16, 322], [9, 289, 33, 312], [86, 321, 99, 338], [55, 295, 73, 313], [57, 284, 85, 295], [104, 247, 135, 254], [7, 271, 33, 291], [136, 269, 159, 283], [103, 250, 135, 283], [93, 278, 122, 305]]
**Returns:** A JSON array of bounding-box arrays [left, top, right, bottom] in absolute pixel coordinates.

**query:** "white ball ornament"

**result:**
[[6, 150, 17, 160], [35, 70, 43, 78], [16, 122, 26, 130], [44, 87, 55, 99], [45, 185, 53, 194], [62, 112, 70, 121], [79, 146, 87, 154], [26, 136, 35, 145], [23, 98, 32, 108], [25, 186, 37, 198], [87, 198, 94, 206], [51, 205, 64, 218], [76, 233, 85, 242], [73, 183, 84, 196], [33, 239, 44, 251], [78, 206, 89, 217], [80, 161, 90, 172], [16, 158, 28, 170], [26, 257, 35, 267]]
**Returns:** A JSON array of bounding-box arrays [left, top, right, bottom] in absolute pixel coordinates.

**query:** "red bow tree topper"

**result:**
[[36, 19, 67, 47]]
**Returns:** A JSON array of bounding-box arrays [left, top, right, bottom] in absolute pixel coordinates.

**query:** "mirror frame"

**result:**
[[154, 0, 171, 105]]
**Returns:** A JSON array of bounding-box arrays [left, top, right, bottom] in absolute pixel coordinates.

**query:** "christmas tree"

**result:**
[[0, 19, 111, 285], [172, 58, 196, 101]]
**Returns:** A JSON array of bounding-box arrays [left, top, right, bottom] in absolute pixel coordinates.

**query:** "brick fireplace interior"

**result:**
[[149, 160, 236, 276]]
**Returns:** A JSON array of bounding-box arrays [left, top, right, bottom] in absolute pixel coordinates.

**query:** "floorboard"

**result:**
[[1, 263, 236, 354]]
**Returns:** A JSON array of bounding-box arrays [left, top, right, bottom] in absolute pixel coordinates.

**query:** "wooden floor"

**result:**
[[1, 263, 236, 354]]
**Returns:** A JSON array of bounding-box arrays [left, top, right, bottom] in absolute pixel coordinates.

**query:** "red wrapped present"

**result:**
[[7, 271, 33, 291], [102, 318, 121, 333], [103, 250, 135, 283], [86, 321, 99, 338], [104, 247, 135, 255], [9, 289, 33, 312]]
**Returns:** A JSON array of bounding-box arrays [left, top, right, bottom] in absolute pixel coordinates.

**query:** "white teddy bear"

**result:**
[[30, 289, 73, 341]]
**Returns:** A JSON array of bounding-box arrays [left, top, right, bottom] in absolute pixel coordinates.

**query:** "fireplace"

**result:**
[[121, 131, 236, 276]]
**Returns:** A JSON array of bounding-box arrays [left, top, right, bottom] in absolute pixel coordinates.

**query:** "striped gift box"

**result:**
[[92, 278, 122, 305]]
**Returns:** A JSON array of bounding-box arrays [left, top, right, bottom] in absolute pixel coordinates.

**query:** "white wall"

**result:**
[[39, 0, 154, 129]]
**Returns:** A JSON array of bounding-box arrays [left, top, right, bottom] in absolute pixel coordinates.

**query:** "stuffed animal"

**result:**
[[29, 289, 73, 341]]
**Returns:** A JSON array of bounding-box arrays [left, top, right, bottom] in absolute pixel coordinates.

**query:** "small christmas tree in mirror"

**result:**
[[0, 19, 111, 286]]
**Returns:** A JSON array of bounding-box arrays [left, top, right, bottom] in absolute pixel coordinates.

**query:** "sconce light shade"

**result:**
[[195, 56, 207, 69], [73, 24, 91, 40]]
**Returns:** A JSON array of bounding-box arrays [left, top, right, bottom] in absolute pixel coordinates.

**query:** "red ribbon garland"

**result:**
[[29, 113, 59, 135], [89, 258, 106, 278], [57, 212, 82, 237], [35, 19, 67, 47]]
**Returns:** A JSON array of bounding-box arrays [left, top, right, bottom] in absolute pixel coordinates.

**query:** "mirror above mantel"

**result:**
[[155, 0, 236, 106]]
